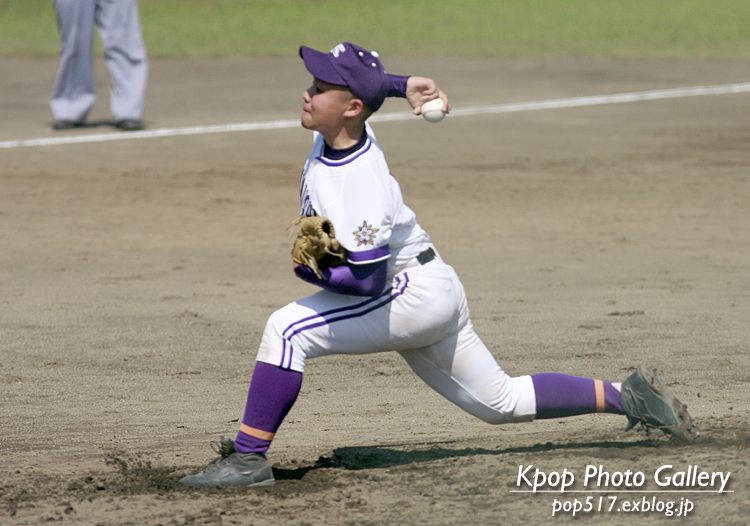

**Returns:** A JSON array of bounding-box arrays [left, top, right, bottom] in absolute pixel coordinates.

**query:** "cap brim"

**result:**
[[299, 46, 346, 86]]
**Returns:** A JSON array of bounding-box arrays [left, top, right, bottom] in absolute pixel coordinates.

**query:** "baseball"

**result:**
[[421, 98, 446, 123]]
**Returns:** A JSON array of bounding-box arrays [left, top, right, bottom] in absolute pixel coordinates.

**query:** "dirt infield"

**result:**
[[2, 56, 749, 525]]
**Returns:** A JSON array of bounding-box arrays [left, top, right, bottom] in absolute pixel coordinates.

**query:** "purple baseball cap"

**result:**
[[299, 42, 389, 112]]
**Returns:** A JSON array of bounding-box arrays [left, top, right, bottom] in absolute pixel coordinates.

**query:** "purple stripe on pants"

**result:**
[[279, 274, 409, 369]]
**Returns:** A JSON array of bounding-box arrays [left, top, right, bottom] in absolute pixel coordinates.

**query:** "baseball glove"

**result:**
[[289, 216, 347, 279], [620, 365, 699, 442]]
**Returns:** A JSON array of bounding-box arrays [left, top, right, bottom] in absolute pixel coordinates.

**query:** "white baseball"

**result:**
[[421, 98, 446, 123]]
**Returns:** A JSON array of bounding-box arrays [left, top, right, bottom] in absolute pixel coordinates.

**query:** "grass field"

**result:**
[[1, 0, 749, 58]]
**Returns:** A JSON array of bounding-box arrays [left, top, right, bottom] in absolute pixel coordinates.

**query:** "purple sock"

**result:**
[[234, 362, 303, 454], [531, 373, 623, 419]]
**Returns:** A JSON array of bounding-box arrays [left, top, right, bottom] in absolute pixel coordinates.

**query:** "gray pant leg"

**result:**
[[96, 0, 148, 121], [49, 0, 97, 122]]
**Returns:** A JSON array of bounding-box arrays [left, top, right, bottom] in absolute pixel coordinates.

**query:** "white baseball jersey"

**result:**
[[299, 123, 431, 279], [256, 124, 536, 424]]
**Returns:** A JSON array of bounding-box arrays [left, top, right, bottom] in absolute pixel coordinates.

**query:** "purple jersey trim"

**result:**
[[348, 245, 390, 264], [317, 139, 372, 167], [279, 273, 410, 369], [324, 131, 368, 160]]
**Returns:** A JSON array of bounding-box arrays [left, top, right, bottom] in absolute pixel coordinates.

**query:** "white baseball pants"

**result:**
[[50, 0, 148, 122], [256, 253, 536, 424]]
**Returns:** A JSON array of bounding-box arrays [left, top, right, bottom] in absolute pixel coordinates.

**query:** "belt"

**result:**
[[416, 247, 436, 265]]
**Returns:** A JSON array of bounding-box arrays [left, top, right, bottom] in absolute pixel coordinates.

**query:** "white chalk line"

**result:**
[[2, 82, 749, 150]]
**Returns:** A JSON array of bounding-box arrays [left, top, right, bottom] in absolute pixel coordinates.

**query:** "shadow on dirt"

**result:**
[[5, 427, 741, 513], [274, 435, 696, 481]]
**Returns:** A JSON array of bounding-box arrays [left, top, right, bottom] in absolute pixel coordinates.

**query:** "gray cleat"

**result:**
[[621, 365, 699, 442], [180, 436, 275, 487]]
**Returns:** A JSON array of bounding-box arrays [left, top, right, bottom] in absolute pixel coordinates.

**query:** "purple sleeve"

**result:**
[[294, 259, 388, 297], [387, 74, 409, 98]]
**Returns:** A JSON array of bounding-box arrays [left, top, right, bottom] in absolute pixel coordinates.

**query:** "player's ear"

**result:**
[[343, 97, 365, 119]]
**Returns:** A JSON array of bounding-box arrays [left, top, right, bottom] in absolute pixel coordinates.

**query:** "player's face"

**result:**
[[301, 78, 354, 135]]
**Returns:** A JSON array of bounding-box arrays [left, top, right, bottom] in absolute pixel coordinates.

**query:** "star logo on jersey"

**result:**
[[353, 220, 379, 246]]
